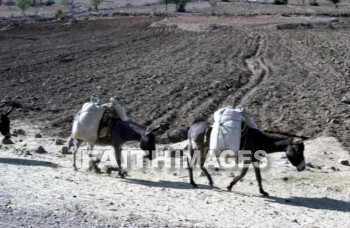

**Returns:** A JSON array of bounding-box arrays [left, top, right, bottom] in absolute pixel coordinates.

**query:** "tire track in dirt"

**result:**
[[231, 33, 269, 107]]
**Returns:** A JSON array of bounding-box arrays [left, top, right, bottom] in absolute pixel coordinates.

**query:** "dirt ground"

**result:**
[[0, 1, 350, 227], [1, 1, 350, 147], [0, 120, 349, 227]]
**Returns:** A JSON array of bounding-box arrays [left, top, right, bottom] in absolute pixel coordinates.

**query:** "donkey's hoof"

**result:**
[[227, 186, 232, 191], [103, 165, 117, 175], [209, 181, 214, 187], [191, 183, 198, 188], [119, 171, 128, 179], [261, 191, 269, 197], [106, 167, 112, 175], [73, 167, 78, 171], [87, 167, 101, 174], [95, 168, 102, 174]]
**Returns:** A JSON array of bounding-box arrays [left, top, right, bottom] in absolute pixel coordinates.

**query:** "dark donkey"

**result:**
[[187, 121, 307, 196], [69, 118, 161, 178], [0, 97, 22, 139], [0, 106, 14, 139]]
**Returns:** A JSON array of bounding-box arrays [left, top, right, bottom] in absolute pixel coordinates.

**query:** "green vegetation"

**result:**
[[54, 9, 66, 19], [60, 0, 71, 5], [209, 0, 217, 15], [15, 0, 30, 15], [89, 0, 104, 12]]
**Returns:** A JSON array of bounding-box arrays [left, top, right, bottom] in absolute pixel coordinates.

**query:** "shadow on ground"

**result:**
[[124, 178, 224, 191], [0, 157, 59, 168], [266, 196, 350, 212]]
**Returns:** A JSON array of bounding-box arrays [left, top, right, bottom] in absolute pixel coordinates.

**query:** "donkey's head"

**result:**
[[140, 125, 162, 160], [286, 138, 305, 171]]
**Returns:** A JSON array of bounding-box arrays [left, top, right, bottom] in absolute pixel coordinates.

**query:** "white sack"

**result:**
[[115, 105, 128, 121], [103, 98, 128, 121], [210, 108, 242, 152], [72, 102, 105, 145], [236, 107, 258, 129]]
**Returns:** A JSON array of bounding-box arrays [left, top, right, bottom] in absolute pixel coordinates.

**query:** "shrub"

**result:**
[[4, 0, 15, 6], [15, 0, 30, 15], [209, 0, 217, 15], [29, 0, 53, 7], [159, 0, 171, 11], [309, 0, 319, 6], [274, 0, 288, 5], [281, 12, 290, 17], [54, 9, 66, 19], [175, 0, 186, 12], [89, 0, 103, 12], [159, 0, 187, 12], [60, 0, 70, 5], [44, 0, 55, 6], [329, 0, 340, 6], [29, 0, 39, 6]]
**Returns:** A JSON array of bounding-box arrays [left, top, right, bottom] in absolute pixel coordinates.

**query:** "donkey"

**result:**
[[0, 106, 14, 139], [69, 118, 161, 178], [187, 121, 306, 196], [0, 96, 22, 140]]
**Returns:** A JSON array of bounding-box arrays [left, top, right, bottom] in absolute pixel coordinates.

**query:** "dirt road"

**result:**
[[0, 120, 349, 227]]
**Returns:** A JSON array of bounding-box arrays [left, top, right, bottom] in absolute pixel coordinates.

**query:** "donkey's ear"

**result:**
[[150, 124, 163, 134], [5, 107, 14, 116], [292, 137, 304, 144], [146, 124, 163, 135], [299, 135, 310, 140]]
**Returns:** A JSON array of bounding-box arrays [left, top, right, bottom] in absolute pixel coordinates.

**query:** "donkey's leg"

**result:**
[[187, 140, 197, 188], [253, 164, 269, 196], [227, 159, 251, 191], [72, 139, 82, 171], [200, 146, 213, 187], [187, 157, 197, 188], [200, 163, 213, 186], [114, 146, 126, 178], [87, 145, 102, 173]]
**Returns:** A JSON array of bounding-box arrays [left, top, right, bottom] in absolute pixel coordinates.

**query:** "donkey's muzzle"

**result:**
[[297, 160, 305, 171]]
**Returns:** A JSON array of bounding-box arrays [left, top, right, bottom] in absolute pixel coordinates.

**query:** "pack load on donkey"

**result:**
[[99, 97, 128, 138], [72, 97, 128, 145], [209, 107, 258, 154]]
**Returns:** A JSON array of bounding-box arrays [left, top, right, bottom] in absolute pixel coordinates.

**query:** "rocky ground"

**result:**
[[0, 0, 350, 227]]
